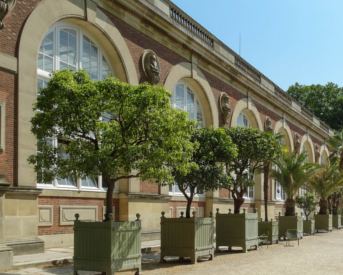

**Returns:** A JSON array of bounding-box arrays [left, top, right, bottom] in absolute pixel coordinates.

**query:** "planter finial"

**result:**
[[180, 211, 184, 218], [192, 211, 196, 218], [243, 208, 246, 214], [136, 213, 141, 221], [229, 209, 232, 214], [279, 212, 281, 216], [253, 208, 257, 213], [75, 213, 80, 221], [216, 208, 219, 214], [209, 211, 213, 217], [161, 211, 165, 218]]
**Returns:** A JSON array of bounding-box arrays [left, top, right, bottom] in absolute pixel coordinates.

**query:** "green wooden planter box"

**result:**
[[315, 214, 332, 232], [303, 219, 315, 235], [258, 220, 279, 244], [278, 215, 303, 240], [216, 210, 258, 253], [160, 212, 214, 264], [333, 215, 342, 229], [73, 214, 141, 275]]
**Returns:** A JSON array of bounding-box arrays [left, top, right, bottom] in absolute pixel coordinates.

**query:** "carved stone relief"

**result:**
[[141, 49, 160, 84], [219, 92, 231, 125], [294, 133, 301, 152], [264, 116, 273, 131], [0, 0, 16, 29]]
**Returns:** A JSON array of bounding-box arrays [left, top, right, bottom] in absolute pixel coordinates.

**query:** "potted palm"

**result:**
[[271, 152, 314, 239], [330, 191, 343, 229], [309, 164, 343, 232], [29, 71, 195, 274], [217, 128, 278, 252], [161, 128, 237, 263], [296, 192, 316, 235]]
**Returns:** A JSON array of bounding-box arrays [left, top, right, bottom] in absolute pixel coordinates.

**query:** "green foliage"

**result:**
[[287, 82, 343, 131], [296, 192, 317, 220], [223, 127, 282, 213], [173, 127, 237, 218], [29, 70, 195, 219], [271, 151, 316, 216], [308, 163, 343, 214], [328, 129, 343, 170]]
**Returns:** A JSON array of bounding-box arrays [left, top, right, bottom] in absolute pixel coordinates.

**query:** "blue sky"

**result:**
[[172, 0, 343, 90]]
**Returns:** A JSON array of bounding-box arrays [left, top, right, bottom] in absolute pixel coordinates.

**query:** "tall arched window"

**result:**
[[37, 23, 112, 89], [236, 111, 254, 199], [237, 112, 249, 128], [171, 81, 204, 127], [36, 23, 113, 189], [169, 81, 205, 196]]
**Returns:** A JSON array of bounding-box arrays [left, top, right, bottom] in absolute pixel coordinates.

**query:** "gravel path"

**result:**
[[3, 230, 343, 275]]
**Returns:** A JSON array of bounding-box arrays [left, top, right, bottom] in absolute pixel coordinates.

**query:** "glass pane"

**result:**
[[57, 176, 76, 186], [59, 28, 77, 70], [101, 56, 111, 80], [174, 84, 185, 110], [37, 78, 48, 94], [237, 112, 249, 128], [196, 100, 204, 127], [82, 35, 99, 80], [81, 176, 98, 187], [186, 88, 196, 120], [38, 32, 54, 73]]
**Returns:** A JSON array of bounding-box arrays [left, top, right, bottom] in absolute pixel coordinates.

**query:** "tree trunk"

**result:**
[[234, 196, 244, 214], [285, 198, 295, 216], [319, 198, 328, 215], [263, 162, 269, 221], [104, 175, 115, 221], [185, 197, 193, 218]]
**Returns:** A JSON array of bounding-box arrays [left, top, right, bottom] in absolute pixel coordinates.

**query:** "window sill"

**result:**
[[37, 184, 106, 193]]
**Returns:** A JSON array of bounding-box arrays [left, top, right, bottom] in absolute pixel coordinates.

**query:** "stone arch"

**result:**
[[299, 134, 315, 163], [274, 120, 294, 152], [230, 98, 263, 130], [164, 62, 219, 127], [17, 0, 138, 185], [319, 144, 330, 165]]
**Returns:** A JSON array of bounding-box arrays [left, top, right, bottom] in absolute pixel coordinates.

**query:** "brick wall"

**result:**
[[140, 180, 159, 194]]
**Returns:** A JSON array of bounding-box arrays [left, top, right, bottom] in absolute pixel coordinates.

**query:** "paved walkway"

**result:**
[[3, 230, 343, 274]]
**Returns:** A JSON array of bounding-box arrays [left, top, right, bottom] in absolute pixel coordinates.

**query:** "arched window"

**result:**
[[171, 81, 204, 127], [237, 112, 250, 128], [37, 23, 112, 88], [36, 23, 112, 189]]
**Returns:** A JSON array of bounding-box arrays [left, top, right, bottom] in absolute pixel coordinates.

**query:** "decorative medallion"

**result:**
[[141, 49, 160, 84], [0, 0, 16, 29], [219, 92, 231, 124], [264, 117, 273, 131]]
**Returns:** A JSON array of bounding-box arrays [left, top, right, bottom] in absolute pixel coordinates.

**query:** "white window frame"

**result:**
[[36, 22, 113, 191]]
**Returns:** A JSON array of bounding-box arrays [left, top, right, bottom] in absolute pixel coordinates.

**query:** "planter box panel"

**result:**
[[216, 213, 258, 252], [315, 214, 332, 232], [333, 215, 342, 229], [258, 221, 278, 243], [303, 220, 315, 235], [278, 216, 303, 239], [74, 219, 141, 274], [161, 217, 214, 263]]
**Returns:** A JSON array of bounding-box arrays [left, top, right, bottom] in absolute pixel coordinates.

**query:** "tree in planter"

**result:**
[[328, 129, 343, 170], [308, 163, 343, 215], [222, 127, 279, 214], [173, 128, 237, 218], [296, 192, 317, 221], [29, 70, 196, 221], [271, 152, 315, 216]]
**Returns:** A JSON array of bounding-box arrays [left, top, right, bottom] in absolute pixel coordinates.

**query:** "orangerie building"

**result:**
[[0, 0, 332, 267]]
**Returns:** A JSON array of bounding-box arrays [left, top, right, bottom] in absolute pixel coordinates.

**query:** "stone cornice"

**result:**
[[101, 0, 331, 141]]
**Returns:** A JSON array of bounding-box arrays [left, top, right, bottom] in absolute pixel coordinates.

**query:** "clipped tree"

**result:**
[[173, 128, 237, 218], [308, 163, 343, 215], [29, 70, 195, 221], [296, 192, 317, 221], [271, 152, 315, 216], [223, 127, 278, 214], [328, 129, 343, 170]]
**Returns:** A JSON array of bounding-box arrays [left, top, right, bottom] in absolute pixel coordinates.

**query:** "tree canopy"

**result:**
[[173, 127, 237, 218], [287, 82, 343, 131], [29, 70, 195, 220], [223, 127, 281, 214]]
